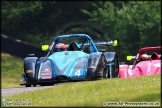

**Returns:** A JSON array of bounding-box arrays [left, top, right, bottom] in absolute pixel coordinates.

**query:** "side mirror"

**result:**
[[42, 45, 49, 51], [127, 56, 136, 61], [99, 49, 105, 52]]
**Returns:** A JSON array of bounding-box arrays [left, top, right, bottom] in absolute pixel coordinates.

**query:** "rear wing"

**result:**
[[84, 39, 119, 47], [83, 39, 120, 54], [95, 39, 118, 46]]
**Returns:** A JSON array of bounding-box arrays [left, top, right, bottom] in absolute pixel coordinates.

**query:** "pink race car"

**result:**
[[119, 46, 161, 78]]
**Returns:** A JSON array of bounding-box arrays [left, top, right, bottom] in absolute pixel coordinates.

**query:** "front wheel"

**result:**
[[25, 84, 31, 87]]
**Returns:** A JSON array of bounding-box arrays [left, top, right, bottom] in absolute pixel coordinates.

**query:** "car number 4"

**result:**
[[75, 70, 80, 77]]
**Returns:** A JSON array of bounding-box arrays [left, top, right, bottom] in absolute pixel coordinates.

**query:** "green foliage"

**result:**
[[1, 1, 161, 62], [1, 52, 24, 88], [1, 1, 90, 46], [82, 1, 161, 61], [1, 1, 43, 44]]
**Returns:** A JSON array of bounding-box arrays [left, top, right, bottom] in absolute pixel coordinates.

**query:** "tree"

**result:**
[[82, 1, 161, 62]]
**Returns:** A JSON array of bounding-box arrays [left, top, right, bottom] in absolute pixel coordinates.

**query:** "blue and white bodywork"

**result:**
[[20, 34, 119, 87]]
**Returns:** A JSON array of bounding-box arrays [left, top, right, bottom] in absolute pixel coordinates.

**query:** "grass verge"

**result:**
[[3, 74, 161, 107], [1, 52, 24, 88]]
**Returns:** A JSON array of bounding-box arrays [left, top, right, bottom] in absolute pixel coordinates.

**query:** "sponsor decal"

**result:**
[[119, 65, 125, 68], [153, 63, 160, 67], [26, 70, 32, 73], [128, 69, 133, 76], [100, 41, 113, 44], [40, 71, 52, 76], [89, 65, 96, 68], [44, 68, 49, 71], [41, 68, 51, 75], [41, 76, 51, 79], [41, 71, 51, 73], [129, 65, 133, 68], [41, 73, 51, 75], [120, 68, 125, 71], [147, 62, 151, 75]]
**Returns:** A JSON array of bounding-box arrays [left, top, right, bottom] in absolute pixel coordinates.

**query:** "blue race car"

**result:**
[[20, 34, 119, 87]]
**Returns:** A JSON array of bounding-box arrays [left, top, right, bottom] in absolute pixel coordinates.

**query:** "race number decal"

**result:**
[[75, 70, 80, 76], [71, 69, 85, 78]]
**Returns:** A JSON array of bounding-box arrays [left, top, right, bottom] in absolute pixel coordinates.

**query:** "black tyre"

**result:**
[[112, 56, 119, 78], [25, 84, 31, 87], [99, 54, 107, 79], [103, 66, 108, 79], [90, 54, 107, 80]]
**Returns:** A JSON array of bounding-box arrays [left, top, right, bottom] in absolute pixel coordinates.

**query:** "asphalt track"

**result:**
[[1, 85, 61, 97]]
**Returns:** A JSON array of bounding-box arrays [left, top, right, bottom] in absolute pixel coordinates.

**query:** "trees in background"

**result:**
[[82, 1, 161, 60], [2, 1, 90, 45], [1, 1, 161, 61]]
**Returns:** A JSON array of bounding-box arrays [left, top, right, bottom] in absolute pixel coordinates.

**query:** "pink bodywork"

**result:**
[[119, 46, 161, 78]]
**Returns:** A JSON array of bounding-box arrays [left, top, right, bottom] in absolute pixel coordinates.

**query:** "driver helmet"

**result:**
[[141, 54, 149, 60], [54, 43, 66, 52]]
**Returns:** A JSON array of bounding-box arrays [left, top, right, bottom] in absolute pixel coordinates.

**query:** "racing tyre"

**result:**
[[95, 54, 107, 79], [89, 54, 107, 80], [112, 56, 119, 78], [103, 66, 108, 79], [101, 55, 108, 79], [25, 84, 31, 87]]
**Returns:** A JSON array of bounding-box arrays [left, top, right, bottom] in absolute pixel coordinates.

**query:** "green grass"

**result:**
[[1, 52, 24, 88], [3, 74, 161, 107]]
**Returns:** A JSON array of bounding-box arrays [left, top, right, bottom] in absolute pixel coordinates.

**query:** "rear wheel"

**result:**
[[112, 56, 119, 78], [103, 66, 108, 79], [101, 54, 108, 79]]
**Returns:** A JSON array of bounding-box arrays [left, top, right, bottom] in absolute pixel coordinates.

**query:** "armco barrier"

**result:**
[[1, 34, 43, 58]]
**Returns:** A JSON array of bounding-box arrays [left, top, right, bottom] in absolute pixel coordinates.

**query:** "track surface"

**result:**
[[1, 85, 59, 97]]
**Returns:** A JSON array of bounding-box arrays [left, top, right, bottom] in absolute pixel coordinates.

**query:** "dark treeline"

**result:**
[[1, 1, 161, 62]]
